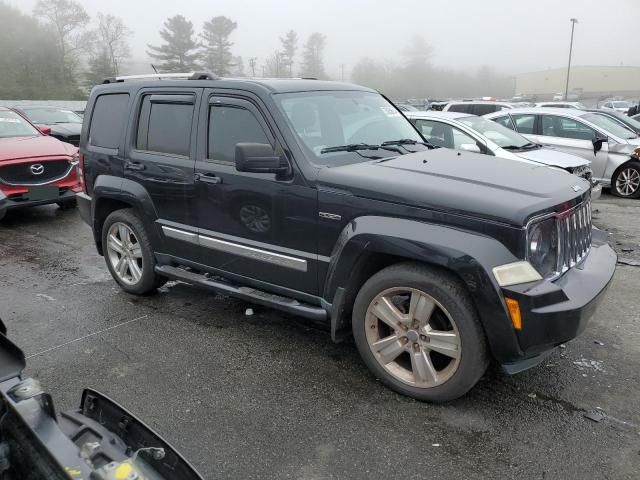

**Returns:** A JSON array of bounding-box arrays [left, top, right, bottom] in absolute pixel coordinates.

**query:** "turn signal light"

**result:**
[[505, 297, 522, 330]]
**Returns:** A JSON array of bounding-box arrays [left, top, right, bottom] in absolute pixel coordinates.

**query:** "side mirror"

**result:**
[[592, 134, 607, 154], [235, 143, 289, 174], [36, 125, 51, 135], [459, 143, 481, 153]]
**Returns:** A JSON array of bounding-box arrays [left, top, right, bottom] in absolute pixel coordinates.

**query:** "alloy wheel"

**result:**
[[616, 167, 640, 197], [106, 222, 143, 286], [365, 287, 461, 388]]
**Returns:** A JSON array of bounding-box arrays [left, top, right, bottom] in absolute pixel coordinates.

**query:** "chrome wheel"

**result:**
[[365, 287, 461, 388], [106, 222, 143, 286], [239, 204, 271, 233], [615, 167, 640, 197]]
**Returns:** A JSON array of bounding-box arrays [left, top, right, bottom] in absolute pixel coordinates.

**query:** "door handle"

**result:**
[[125, 161, 145, 171], [195, 173, 222, 185]]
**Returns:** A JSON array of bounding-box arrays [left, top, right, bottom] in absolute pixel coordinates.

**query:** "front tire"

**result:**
[[352, 263, 488, 402], [612, 162, 640, 198], [101, 209, 166, 295]]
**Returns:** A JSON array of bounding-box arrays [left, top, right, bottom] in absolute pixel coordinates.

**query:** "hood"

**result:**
[[0, 135, 77, 162], [515, 146, 589, 169], [46, 122, 82, 136], [317, 149, 590, 226]]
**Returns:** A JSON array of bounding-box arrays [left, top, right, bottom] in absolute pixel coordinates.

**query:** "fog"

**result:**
[[7, 0, 640, 78]]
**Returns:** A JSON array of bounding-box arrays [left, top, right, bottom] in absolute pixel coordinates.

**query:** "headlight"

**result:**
[[527, 217, 558, 278]]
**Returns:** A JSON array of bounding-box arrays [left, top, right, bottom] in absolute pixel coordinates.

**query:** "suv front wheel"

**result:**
[[352, 263, 488, 402], [102, 209, 166, 295]]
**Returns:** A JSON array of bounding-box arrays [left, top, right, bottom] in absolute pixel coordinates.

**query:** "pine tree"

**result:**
[[279, 30, 297, 77], [200, 16, 237, 76], [300, 33, 326, 79], [147, 15, 200, 73], [85, 48, 115, 86]]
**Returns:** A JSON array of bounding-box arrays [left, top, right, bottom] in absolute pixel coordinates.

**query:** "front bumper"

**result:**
[[0, 187, 78, 215], [500, 228, 616, 372]]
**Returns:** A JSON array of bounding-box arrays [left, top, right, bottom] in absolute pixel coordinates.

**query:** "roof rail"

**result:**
[[102, 72, 218, 84]]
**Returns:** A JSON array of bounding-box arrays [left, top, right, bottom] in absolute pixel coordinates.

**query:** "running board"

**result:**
[[155, 265, 328, 322]]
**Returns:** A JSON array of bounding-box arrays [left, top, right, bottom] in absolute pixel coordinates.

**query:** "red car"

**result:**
[[0, 107, 80, 221]]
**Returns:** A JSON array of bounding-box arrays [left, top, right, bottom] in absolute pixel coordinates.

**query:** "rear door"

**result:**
[[124, 88, 201, 261], [193, 90, 319, 295]]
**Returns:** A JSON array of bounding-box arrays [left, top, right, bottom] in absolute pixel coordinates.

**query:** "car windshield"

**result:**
[[458, 115, 530, 148], [0, 110, 40, 138], [275, 90, 425, 166], [598, 111, 640, 130], [611, 101, 631, 109], [20, 107, 83, 124], [582, 113, 638, 140]]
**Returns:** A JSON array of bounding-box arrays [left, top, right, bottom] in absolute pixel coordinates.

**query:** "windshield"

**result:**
[[275, 91, 424, 166], [20, 107, 82, 124], [458, 115, 530, 148], [0, 110, 40, 138], [582, 113, 638, 140], [611, 101, 631, 109]]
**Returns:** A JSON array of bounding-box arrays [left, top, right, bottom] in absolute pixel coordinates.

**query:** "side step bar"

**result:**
[[155, 265, 328, 322]]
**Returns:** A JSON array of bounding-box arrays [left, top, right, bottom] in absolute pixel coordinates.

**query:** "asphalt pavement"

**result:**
[[0, 193, 639, 480]]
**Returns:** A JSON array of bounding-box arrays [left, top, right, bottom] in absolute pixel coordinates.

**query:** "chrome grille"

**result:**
[[0, 159, 72, 185], [557, 200, 592, 273]]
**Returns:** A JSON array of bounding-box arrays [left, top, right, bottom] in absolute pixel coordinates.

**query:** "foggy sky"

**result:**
[[7, 0, 640, 78]]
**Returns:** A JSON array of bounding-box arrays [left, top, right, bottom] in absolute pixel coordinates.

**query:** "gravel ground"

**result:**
[[0, 192, 639, 480]]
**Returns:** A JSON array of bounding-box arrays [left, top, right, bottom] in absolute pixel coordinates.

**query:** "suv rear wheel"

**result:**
[[102, 209, 166, 294], [352, 263, 488, 402]]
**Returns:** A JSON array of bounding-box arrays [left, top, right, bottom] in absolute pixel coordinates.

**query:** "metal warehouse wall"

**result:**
[[515, 65, 640, 97]]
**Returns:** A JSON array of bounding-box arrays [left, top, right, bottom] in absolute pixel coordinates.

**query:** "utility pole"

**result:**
[[564, 18, 578, 100], [249, 57, 257, 77]]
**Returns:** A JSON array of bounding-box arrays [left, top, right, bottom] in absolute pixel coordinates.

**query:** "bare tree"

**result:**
[[300, 33, 326, 79], [33, 0, 90, 81], [96, 13, 131, 76], [265, 51, 284, 78], [279, 30, 298, 77]]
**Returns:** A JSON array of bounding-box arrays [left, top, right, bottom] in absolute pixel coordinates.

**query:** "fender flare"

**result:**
[[324, 216, 524, 363]]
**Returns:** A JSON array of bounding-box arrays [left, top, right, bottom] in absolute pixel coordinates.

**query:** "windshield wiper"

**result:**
[[502, 142, 539, 151], [382, 138, 435, 149], [320, 143, 402, 155]]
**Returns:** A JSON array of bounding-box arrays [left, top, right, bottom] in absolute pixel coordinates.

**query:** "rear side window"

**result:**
[[447, 104, 472, 114], [136, 95, 194, 157], [208, 105, 270, 163], [472, 104, 501, 116], [512, 114, 536, 134], [89, 93, 129, 149]]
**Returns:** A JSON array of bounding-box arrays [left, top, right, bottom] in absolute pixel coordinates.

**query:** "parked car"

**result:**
[[12, 105, 83, 146], [443, 101, 517, 115], [0, 107, 79, 221], [405, 111, 601, 199], [600, 100, 633, 114], [585, 108, 640, 136], [0, 318, 204, 480], [486, 107, 640, 198], [77, 73, 616, 402], [633, 113, 640, 122], [534, 101, 586, 109], [552, 93, 564, 101]]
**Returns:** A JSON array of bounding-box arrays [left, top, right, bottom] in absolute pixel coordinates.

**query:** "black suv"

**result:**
[[77, 73, 616, 402]]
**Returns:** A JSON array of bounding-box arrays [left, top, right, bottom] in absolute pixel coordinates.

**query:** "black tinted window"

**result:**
[[473, 104, 501, 116], [208, 105, 270, 162], [447, 104, 472, 114], [137, 97, 194, 156], [89, 93, 129, 149]]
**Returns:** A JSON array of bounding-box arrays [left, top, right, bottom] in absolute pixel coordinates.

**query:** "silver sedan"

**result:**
[[405, 111, 601, 199], [485, 108, 640, 198]]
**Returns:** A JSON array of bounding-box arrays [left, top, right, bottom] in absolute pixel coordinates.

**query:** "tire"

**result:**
[[57, 198, 77, 210], [101, 208, 166, 295], [352, 262, 488, 402], [611, 162, 640, 199]]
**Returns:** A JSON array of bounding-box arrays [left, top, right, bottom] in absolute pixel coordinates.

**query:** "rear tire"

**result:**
[[352, 262, 488, 402], [57, 198, 77, 210], [101, 209, 166, 295], [612, 162, 640, 198]]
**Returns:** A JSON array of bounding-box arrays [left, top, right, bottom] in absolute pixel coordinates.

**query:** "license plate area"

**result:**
[[26, 186, 59, 201]]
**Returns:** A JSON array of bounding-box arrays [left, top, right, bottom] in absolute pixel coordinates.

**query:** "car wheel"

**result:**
[[57, 198, 77, 210], [352, 262, 488, 402], [102, 209, 166, 295], [612, 162, 640, 198]]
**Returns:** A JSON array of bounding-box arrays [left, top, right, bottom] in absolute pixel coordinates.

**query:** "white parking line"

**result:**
[[26, 315, 148, 359]]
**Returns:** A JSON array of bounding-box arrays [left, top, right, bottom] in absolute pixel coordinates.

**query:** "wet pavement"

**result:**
[[0, 193, 639, 480]]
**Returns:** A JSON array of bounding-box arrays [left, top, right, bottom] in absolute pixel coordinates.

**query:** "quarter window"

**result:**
[[136, 96, 194, 156], [208, 105, 270, 163], [89, 93, 129, 149], [414, 119, 477, 150]]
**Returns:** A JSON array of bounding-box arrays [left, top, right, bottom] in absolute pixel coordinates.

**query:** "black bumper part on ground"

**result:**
[[501, 228, 616, 372]]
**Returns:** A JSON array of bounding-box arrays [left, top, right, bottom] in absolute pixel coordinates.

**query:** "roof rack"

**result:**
[[102, 72, 218, 84]]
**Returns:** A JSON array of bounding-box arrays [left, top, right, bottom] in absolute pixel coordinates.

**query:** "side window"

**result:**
[[492, 115, 515, 130], [136, 95, 194, 156], [208, 104, 270, 163], [414, 120, 453, 148], [89, 93, 129, 149], [512, 114, 536, 134], [452, 128, 478, 150], [473, 104, 499, 116], [541, 115, 595, 140], [447, 104, 471, 114]]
